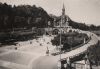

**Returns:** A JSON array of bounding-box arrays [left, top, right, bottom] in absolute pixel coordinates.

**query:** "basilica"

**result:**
[[45, 4, 73, 35], [52, 4, 73, 34], [54, 4, 70, 28]]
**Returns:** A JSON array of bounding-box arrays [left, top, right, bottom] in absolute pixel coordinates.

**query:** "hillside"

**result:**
[[0, 2, 100, 32], [68, 20, 100, 31], [0, 2, 53, 32]]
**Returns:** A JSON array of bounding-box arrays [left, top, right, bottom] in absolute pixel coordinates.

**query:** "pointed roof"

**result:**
[[62, 3, 65, 11], [63, 3, 65, 10]]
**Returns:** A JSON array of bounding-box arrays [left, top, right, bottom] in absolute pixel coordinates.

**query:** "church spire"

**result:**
[[62, 3, 65, 15]]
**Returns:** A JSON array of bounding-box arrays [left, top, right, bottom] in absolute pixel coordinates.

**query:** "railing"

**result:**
[[65, 36, 91, 52]]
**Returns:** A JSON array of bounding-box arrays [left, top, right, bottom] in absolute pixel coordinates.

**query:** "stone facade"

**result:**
[[54, 4, 70, 28]]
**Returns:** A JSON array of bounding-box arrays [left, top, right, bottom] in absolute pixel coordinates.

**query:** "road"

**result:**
[[31, 31, 99, 69]]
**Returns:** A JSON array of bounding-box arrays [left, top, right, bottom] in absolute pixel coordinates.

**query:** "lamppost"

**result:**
[[48, 21, 51, 35], [59, 29, 62, 60], [57, 27, 62, 69], [59, 18, 62, 60], [46, 21, 51, 56]]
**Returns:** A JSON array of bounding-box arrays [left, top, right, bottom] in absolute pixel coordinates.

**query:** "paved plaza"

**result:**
[[0, 35, 56, 69]]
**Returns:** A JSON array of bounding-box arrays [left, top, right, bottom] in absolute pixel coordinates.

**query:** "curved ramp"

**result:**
[[31, 31, 99, 69]]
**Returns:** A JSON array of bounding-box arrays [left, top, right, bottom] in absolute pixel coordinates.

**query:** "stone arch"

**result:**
[[52, 29, 60, 35]]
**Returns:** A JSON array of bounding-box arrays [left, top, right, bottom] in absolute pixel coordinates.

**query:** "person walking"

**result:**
[[46, 46, 49, 56]]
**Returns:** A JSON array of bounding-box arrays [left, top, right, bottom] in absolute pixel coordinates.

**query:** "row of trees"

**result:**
[[0, 2, 53, 32], [68, 20, 100, 31]]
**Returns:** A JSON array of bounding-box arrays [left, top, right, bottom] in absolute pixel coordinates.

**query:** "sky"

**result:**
[[0, 0, 100, 26]]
